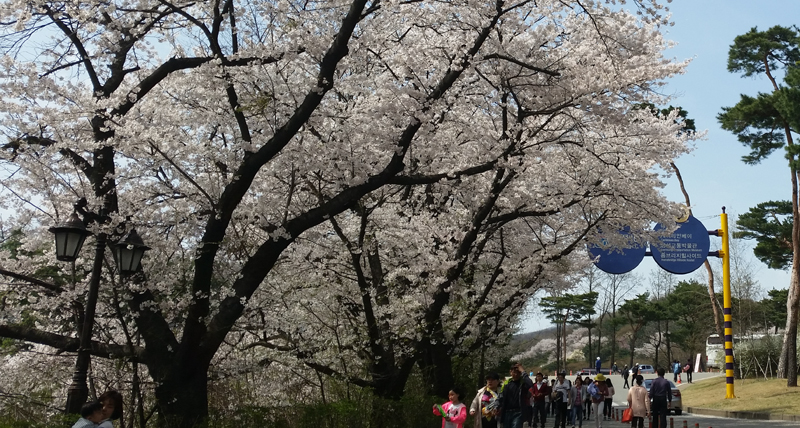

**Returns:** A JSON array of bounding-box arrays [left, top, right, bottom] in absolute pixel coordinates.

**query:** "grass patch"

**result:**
[[681, 376, 800, 416]]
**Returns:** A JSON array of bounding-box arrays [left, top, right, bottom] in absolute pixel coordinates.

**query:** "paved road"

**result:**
[[572, 371, 718, 406], [567, 409, 799, 428], [557, 371, 796, 428]]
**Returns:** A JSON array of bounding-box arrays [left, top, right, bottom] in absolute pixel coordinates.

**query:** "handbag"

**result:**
[[621, 407, 633, 423]]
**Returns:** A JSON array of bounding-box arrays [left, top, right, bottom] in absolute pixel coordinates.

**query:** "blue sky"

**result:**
[[522, 0, 799, 333]]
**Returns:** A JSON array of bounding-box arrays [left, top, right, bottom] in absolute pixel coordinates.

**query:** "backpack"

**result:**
[[587, 382, 601, 400]]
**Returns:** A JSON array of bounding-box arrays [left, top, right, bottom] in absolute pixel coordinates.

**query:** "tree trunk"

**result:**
[[653, 321, 662, 369], [419, 330, 455, 398], [555, 321, 562, 372], [777, 262, 799, 385], [563, 317, 568, 371], [628, 328, 638, 368], [153, 364, 210, 428], [665, 319, 672, 366], [777, 134, 800, 385], [610, 286, 620, 371], [587, 325, 593, 366], [704, 261, 724, 340], [596, 315, 604, 362]]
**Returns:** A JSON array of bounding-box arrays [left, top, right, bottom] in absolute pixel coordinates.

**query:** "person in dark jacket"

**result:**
[[649, 368, 672, 428], [622, 365, 630, 389], [498, 363, 533, 428], [685, 358, 693, 383]]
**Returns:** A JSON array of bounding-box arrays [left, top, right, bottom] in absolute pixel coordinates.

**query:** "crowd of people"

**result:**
[[433, 363, 620, 428], [433, 363, 682, 428]]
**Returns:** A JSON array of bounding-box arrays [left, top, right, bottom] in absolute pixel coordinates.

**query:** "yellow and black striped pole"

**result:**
[[720, 207, 735, 399]]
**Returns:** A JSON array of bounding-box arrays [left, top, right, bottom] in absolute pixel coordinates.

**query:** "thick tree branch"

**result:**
[[0, 267, 61, 294], [0, 324, 144, 362], [482, 53, 561, 77]]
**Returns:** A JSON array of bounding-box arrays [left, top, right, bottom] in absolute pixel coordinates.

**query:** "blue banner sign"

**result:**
[[651, 215, 710, 274], [587, 230, 646, 274]]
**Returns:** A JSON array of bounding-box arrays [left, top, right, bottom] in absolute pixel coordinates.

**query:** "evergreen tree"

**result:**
[[735, 201, 794, 269], [718, 25, 800, 385], [541, 292, 598, 371]]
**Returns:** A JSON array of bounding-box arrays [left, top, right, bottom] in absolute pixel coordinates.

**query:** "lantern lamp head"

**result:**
[[114, 228, 150, 275], [48, 212, 92, 262]]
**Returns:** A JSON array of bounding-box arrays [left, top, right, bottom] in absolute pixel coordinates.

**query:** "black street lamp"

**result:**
[[48, 212, 92, 262], [49, 214, 148, 414], [114, 228, 150, 275]]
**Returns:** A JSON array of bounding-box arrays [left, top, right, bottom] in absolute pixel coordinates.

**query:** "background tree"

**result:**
[[642, 299, 672, 368], [648, 269, 680, 364], [718, 25, 800, 385], [541, 292, 598, 371], [596, 271, 639, 367], [619, 293, 656, 368], [667, 281, 716, 362], [762, 289, 790, 333], [736, 201, 794, 269]]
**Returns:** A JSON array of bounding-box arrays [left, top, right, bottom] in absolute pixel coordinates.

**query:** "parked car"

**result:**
[[628, 364, 656, 375], [638, 364, 656, 374], [643, 379, 683, 415], [577, 368, 597, 376]]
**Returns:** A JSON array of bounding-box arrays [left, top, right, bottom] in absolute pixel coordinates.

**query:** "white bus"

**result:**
[[705, 334, 725, 369], [705, 333, 767, 369]]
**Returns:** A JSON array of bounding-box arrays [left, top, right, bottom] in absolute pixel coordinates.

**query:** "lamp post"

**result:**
[[49, 214, 149, 414], [478, 321, 488, 388]]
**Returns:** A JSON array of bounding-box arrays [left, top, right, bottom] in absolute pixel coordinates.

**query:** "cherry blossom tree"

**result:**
[[0, 0, 695, 426]]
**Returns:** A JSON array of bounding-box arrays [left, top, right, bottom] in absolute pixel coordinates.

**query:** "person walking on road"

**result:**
[[685, 358, 693, 383], [497, 363, 533, 428], [648, 368, 672, 428], [672, 360, 681, 383], [602, 378, 614, 420], [626, 375, 650, 428], [589, 374, 608, 428], [595, 357, 602, 373], [552, 371, 572, 428], [622, 365, 630, 389], [530, 372, 550, 428], [583, 377, 593, 420], [470, 372, 501, 428], [570, 377, 585, 428]]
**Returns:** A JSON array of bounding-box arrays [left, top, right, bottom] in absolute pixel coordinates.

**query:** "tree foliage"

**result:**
[[666, 281, 715, 356], [718, 26, 800, 165], [0, 1, 693, 425], [735, 201, 794, 269], [763, 288, 790, 332]]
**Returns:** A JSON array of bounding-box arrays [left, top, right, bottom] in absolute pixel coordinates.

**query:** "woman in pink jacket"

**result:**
[[433, 386, 468, 428], [626, 375, 650, 428]]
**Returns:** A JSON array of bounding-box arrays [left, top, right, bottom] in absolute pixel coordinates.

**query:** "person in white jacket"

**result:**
[[470, 372, 501, 428], [552, 371, 573, 428]]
